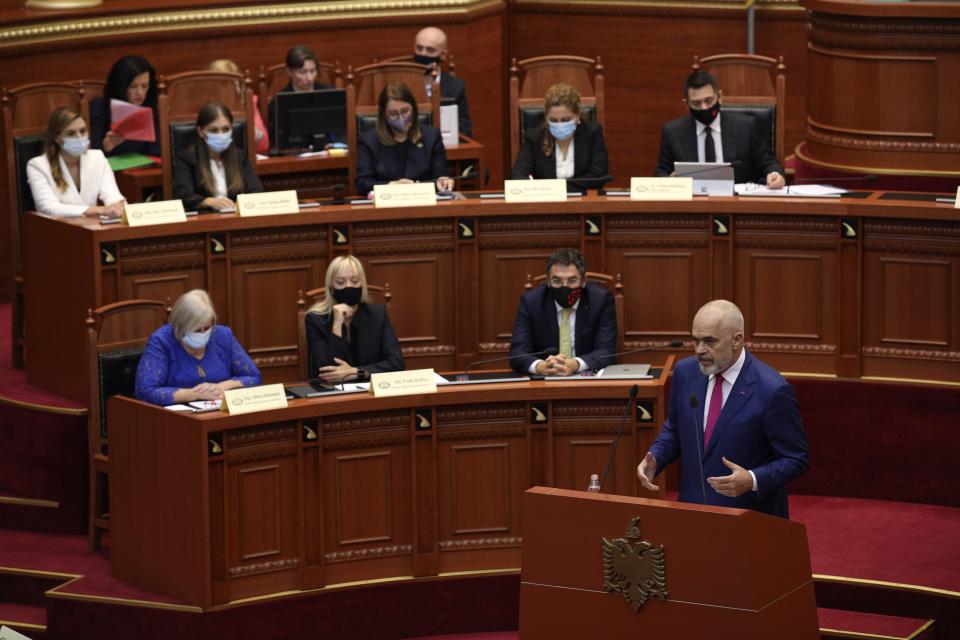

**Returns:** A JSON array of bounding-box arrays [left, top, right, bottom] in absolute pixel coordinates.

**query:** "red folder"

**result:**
[[110, 99, 156, 142]]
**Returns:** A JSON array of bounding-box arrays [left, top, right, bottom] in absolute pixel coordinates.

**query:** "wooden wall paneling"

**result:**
[[208, 232, 230, 327], [299, 420, 326, 590], [711, 213, 733, 301], [435, 403, 526, 573], [115, 235, 206, 303], [837, 216, 862, 377], [454, 215, 480, 369], [229, 225, 327, 383], [412, 407, 439, 576], [209, 444, 228, 605], [321, 408, 413, 585], [353, 218, 457, 371], [605, 213, 711, 344], [527, 401, 551, 489], [550, 399, 626, 494], [733, 215, 839, 374]]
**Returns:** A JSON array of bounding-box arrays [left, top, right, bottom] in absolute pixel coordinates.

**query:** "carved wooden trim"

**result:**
[[862, 346, 960, 362], [746, 341, 838, 354], [553, 402, 624, 418], [736, 218, 836, 232], [227, 446, 298, 465], [227, 425, 297, 447], [437, 405, 526, 423], [324, 544, 412, 562], [231, 229, 327, 245], [734, 239, 837, 251], [552, 425, 622, 435], [353, 222, 453, 237], [479, 218, 579, 232], [479, 239, 576, 250], [323, 411, 410, 433], [862, 242, 960, 257], [232, 250, 327, 265], [514, 1, 802, 19], [439, 428, 527, 441], [607, 238, 710, 249], [478, 342, 510, 353], [120, 258, 207, 275], [353, 243, 454, 256], [438, 536, 522, 550], [806, 126, 960, 153], [606, 215, 708, 230], [863, 222, 960, 237], [120, 238, 205, 256], [251, 353, 298, 367], [401, 344, 456, 356], [324, 435, 410, 451], [227, 557, 298, 578]]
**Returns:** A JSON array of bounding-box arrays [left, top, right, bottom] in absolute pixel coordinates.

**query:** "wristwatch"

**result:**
[[356, 367, 368, 382]]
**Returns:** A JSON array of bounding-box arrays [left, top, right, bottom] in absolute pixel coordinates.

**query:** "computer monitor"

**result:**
[[271, 88, 347, 153]]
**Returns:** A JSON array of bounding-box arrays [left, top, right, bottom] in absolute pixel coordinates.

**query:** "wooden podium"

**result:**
[[519, 487, 819, 639]]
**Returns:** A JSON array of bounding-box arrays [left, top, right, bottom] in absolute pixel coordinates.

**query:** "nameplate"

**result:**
[[237, 190, 300, 217], [122, 200, 186, 226], [373, 182, 437, 208], [223, 383, 288, 415], [504, 179, 567, 203], [370, 368, 437, 398], [630, 177, 693, 201]]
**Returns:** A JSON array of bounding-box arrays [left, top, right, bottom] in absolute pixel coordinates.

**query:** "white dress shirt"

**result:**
[[703, 347, 758, 491], [26, 149, 124, 217], [209, 159, 228, 198], [554, 139, 576, 179], [696, 115, 724, 164], [528, 299, 588, 374]]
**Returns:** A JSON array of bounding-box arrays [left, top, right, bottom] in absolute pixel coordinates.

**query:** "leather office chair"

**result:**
[[525, 271, 625, 354], [692, 54, 787, 167], [1, 81, 87, 369], [85, 298, 169, 549], [257, 60, 343, 123], [508, 55, 605, 167], [157, 70, 256, 200], [296, 285, 392, 379], [345, 61, 441, 195]]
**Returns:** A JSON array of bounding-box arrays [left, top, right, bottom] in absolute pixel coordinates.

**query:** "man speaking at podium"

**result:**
[[637, 300, 808, 518], [509, 248, 617, 377]]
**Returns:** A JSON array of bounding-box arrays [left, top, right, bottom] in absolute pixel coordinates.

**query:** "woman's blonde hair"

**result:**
[[169, 289, 217, 340], [43, 106, 84, 192], [541, 82, 581, 157], [308, 255, 370, 315], [208, 59, 240, 74]]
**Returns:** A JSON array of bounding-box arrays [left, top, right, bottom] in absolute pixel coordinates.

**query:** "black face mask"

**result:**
[[689, 102, 721, 126], [549, 286, 582, 309], [414, 53, 442, 68], [332, 286, 362, 306]]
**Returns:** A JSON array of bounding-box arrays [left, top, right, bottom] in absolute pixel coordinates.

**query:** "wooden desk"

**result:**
[[109, 371, 671, 608], [114, 140, 485, 202], [23, 192, 960, 402]]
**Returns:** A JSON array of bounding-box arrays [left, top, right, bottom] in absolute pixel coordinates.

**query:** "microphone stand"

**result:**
[[599, 384, 640, 493]]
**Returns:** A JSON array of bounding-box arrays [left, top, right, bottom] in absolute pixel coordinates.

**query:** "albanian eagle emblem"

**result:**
[[601, 516, 668, 612]]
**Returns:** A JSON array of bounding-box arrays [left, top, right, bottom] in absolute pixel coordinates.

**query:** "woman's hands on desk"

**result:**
[[83, 201, 125, 218], [177, 380, 243, 402], [317, 357, 358, 385], [201, 197, 235, 211], [435, 176, 454, 192]]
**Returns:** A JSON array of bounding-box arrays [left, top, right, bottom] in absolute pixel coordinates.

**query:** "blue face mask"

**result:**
[[182, 327, 212, 350], [61, 137, 90, 157], [548, 120, 577, 141], [204, 131, 233, 154]]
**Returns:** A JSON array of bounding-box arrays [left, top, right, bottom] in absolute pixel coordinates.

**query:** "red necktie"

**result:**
[[703, 374, 725, 446]]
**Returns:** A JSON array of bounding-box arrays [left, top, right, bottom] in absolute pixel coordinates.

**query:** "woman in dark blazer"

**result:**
[[510, 82, 609, 193], [356, 81, 453, 197], [89, 55, 162, 157], [305, 255, 404, 384], [173, 101, 263, 211]]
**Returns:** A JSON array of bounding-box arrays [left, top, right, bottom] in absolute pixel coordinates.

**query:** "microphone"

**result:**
[[599, 384, 640, 493], [462, 347, 559, 379], [689, 395, 707, 504], [594, 339, 684, 366], [787, 174, 877, 194]]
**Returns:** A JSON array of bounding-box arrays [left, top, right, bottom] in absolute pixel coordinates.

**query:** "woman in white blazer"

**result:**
[[27, 106, 126, 218]]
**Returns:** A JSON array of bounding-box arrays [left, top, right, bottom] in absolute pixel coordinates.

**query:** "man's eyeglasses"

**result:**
[[548, 277, 582, 288]]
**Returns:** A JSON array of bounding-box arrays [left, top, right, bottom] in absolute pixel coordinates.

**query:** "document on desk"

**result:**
[[735, 183, 847, 197]]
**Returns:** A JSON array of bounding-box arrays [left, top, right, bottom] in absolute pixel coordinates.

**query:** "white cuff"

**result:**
[[748, 470, 758, 493]]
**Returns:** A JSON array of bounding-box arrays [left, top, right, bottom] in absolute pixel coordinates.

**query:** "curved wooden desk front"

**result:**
[[108, 370, 671, 609], [23, 192, 960, 402]]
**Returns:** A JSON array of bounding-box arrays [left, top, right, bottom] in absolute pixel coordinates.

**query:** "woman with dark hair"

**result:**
[[172, 101, 263, 211], [89, 55, 161, 157], [355, 81, 452, 197], [510, 82, 609, 193], [27, 106, 126, 217], [266, 45, 334, 136]]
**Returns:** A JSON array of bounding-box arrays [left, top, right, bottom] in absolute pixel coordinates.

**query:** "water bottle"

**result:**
[[587, 473, 601, 493]]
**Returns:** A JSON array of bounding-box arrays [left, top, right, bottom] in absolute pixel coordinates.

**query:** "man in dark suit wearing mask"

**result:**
[[413, 26, 473, 139], [655, 70, 785, 189], [509, 248, 617, 376]]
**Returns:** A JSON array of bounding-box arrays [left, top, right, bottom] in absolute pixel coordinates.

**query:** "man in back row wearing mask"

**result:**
[[655, 70, 785, 189], [413, 26, 472, 138], [509, 248, 617, 376]]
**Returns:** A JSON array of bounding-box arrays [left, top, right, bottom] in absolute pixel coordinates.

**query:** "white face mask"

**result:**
[[182, 327, 212, 350], [61, 137, 90, 157]]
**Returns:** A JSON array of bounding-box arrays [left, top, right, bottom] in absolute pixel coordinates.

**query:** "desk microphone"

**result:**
[[594, 339, 685, 366], [786, 174, 877, 194], [690, 395, 707, 504], [462, 347, 559, 378], [599, 384, 640, 493]]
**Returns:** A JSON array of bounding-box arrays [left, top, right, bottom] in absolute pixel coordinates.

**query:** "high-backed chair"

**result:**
[[157, 70, 256, 200], [77, 79, 105, 123], [296, 285, 392, 379], [508, 55, 605, 165], [85, 299, 169, 549], [692, 53, 786, 167], [1, 82, 87, 369], [525, 271, 625, 354], [345, 61, 440, 195], [257, 60, 343, 122]]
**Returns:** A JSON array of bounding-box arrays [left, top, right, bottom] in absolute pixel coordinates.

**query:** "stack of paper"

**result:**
[[735, 183, 848, 197]]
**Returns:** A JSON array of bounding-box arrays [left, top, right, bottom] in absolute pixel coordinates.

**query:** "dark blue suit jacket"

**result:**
[[649, 351, 809, 518], [508, 282, 617, 374], [356, 124, 447, 196]]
